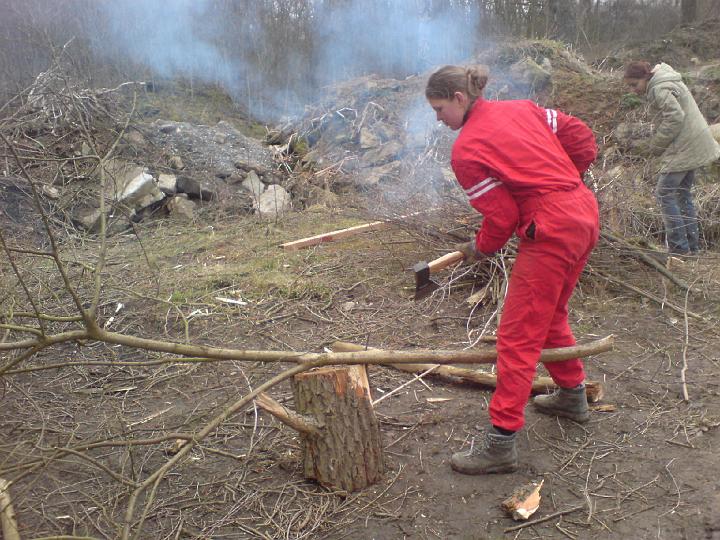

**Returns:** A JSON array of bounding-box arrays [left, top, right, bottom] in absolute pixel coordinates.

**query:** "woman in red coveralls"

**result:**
[[426, 65, 600, 474]]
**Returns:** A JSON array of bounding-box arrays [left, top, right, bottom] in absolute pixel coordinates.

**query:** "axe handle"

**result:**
[[428, 250, 465, 272]]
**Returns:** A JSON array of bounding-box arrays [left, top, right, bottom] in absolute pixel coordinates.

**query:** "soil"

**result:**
[[2, 201, 720, 539], [3, 25, 720, 540]]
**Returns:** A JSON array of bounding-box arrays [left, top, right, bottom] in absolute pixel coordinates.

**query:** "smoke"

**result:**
[[90, 0, 482, 120], [313, 2, 480, 84], [94, 1, 230, 80]]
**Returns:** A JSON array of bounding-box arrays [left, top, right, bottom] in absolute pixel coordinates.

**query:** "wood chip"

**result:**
[[501, 479, 544, 521], [589, 403, 617, 412], [426, 397, 453, 403]]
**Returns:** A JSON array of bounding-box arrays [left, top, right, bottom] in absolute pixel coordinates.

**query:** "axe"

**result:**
[[413, 250, 465, 300]]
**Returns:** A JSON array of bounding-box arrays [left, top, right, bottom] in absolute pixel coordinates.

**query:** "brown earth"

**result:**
[[2, 200, 720, 539]]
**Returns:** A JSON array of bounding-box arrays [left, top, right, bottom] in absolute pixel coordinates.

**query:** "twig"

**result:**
[[600, 231, 692, 292], [503, 504, 585, 532], [592, 269, 705, 320], [0, 478, 20, 540], [679, 278, 698, 402]]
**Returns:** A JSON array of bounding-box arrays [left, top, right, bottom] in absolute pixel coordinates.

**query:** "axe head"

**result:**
[[413, 260, 440, 300]]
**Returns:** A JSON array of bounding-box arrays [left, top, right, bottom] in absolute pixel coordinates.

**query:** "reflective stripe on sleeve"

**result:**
[[465, 177, 501, 200], [545, 108, 557, 133]]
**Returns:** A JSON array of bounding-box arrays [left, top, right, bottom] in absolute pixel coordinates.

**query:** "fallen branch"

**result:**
[[330, 341, 605, 402], [2, 327, 614, 373], [600, 231, 692, 292], [591, 269, 704, 320], [94, 327, 614, 366], [0, 478, 20, 540]]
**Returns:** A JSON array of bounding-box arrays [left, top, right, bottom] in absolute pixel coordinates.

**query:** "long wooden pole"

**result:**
[[281, 220, 392, 250], [330, 341, 605, 402]]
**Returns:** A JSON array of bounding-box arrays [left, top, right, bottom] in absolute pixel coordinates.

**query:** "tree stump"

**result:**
[[286, 364, 384, 492]]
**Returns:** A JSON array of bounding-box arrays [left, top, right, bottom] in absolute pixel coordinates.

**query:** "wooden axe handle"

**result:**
[[428, 250, 465, 272]]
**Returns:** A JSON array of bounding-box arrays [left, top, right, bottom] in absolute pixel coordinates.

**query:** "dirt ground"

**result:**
[[2, 199, 720, 539]]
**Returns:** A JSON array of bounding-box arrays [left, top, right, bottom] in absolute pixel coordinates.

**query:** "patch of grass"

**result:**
[[135, 80, 269, 140], [113, 210, 374, 308], [620, 93, 643, 110]]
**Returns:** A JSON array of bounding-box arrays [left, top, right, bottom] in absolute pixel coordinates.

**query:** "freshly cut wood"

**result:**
[[330, 341, 605, 403], [262, 365, 384, 492], [0, 478, 20, 540], [589, 403, 616, 412], [502, 479, 544, 521], [281, 220, 392, 250]]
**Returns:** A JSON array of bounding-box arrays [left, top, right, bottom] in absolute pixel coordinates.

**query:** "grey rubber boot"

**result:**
[[450, 429, 518, 475], [533, 384, 590, 423]]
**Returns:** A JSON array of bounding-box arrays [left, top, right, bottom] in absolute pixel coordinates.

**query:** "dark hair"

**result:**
[[425, 65, 489, 103], [624, 61, 653, 80]]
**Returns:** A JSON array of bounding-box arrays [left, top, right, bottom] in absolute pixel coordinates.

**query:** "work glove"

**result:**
[[455, 241, 483, 264]]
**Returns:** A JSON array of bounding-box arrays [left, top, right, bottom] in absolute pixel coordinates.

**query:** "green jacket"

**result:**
[[646, 63, 720, 173]]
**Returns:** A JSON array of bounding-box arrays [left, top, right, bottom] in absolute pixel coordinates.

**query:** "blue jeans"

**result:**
[[656, 170, 699, 254]]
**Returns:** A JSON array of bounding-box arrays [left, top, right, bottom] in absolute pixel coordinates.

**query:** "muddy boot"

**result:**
[[533, 384, 590, 423], [450, 429, 518, 475]]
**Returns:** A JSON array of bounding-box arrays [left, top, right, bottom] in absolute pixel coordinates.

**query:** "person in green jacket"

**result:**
[[624, 61, 720, 255]]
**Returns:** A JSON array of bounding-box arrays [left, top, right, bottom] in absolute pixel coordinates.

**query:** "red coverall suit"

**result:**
[[451, 99, 599, 432]]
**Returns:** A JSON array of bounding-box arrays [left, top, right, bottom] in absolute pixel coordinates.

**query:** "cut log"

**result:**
[[291, 365, 384, 492], [0, 478, 20, 540], [330, 341, 605, 403], [281, 220, 392, 250]]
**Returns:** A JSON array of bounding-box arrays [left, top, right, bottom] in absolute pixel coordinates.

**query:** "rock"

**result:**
[[255, 184, 291, 218], [41, 184, 60, 200], [697, 64, 720, 83], [509, 58, 552, 89], [157, 173, 177, 194], [359, 127, 381, 149], [72, 206, 103, 232], [559, 50, 593, 74], [540, 57, 552, 71], [167, 194, 196, 221], [241, 170, 265, 201], [97, 159, 145, 200], [234, 161, 270, 175], [361, 140, 403, 167], [168, 156, 185, 170], [81, 141, 91, 155], [215, 170, 233, 179], [304, 186, 339, 208], [159, 123, 179, 134], [375, 123, 401, 143], [614, 121, 653, 148], [301, 149, 326, 168], [119, 170, 164, 210], [134, 187, 165, 211], [358, 161, 400, 188], [176, 176, 217, 200], [214, 132, 228, 144], [124, 130, 146, 146]]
